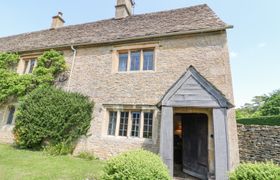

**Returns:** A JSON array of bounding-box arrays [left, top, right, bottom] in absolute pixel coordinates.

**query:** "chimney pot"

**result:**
[[51, 12, 65, 29], [115, 0, 134, 19]]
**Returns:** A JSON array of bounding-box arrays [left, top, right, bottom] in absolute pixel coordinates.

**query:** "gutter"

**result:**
[[66, 45, 77, 91], [14, 26, 233, 54]]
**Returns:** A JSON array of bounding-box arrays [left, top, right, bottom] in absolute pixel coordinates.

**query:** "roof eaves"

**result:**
[[14, 25, 233, 53]]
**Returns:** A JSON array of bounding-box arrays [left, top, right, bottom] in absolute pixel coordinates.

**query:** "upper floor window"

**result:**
[[118, 53, 128, 72], [143, 50, 154, 71], [117, 48, 155, 72], [130, 51, 141, 71], [23, 59, 37, 74]]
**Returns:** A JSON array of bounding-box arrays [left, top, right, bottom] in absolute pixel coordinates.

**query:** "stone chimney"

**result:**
[[51, 12, 65, 29], [115, 0, 134, 19]]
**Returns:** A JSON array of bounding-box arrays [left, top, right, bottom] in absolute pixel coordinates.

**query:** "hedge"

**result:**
[[237, 115, 280, 126]]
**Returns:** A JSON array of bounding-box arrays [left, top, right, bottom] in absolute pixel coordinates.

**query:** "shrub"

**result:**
[[76, 152, 98, 160], [44, 142, 74, 156], [14, 86, 93, 149], [237, 115, 280, 126], [230, 162, 280, 180], [102, 149, 171, 180]]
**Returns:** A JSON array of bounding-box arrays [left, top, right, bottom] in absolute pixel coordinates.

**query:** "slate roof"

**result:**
[[0, 4, 231, 52]]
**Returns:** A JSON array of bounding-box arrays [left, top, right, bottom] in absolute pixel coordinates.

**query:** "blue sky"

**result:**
[[1, 1, 279, 107]]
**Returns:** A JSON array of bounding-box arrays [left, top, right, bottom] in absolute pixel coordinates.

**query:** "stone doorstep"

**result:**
[[174, 176, 214, 180], [174, 176, 215, 180]]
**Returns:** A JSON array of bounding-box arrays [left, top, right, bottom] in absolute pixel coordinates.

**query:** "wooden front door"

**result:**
[[182, 113, 208, 179]]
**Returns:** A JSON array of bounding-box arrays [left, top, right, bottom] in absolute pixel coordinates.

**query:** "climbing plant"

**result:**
[[0, 50, 66, 103]]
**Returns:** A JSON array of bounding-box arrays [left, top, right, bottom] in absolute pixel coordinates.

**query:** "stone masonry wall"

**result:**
[[0, 31, 239, 169], [66, 31, 239, 165], [238, 124, 280, 164], [0, 106, 14, 144]]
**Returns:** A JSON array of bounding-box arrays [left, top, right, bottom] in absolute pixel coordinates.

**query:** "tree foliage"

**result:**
[[0, 50, 66, 104], [236, 90, 280, 119], [14, 86, 93, 149], [259, 90, 280, 116]]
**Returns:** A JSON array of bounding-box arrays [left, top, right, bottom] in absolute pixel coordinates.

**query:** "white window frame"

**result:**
[[106, 109, 155, 139]]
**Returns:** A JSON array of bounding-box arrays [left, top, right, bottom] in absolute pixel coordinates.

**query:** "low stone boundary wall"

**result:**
[[237, 124, 280, 164]]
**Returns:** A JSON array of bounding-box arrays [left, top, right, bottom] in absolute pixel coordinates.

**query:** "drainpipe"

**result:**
[[67, 45, 77, 91]]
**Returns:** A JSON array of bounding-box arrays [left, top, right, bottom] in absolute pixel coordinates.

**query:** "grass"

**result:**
[[237, 115, 280, 126], [0, 144, 105, 180]]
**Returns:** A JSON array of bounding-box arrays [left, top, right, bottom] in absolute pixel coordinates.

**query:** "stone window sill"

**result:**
[[104, 135, 154, 144]]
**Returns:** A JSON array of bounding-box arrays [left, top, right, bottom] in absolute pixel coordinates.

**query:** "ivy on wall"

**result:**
[[0, 50, 66, 104], [1, 50, 94, 153]]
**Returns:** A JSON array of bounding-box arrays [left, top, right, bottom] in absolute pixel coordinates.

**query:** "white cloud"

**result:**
[[257, 42, 267, 48], [230, 51, 238, 58]]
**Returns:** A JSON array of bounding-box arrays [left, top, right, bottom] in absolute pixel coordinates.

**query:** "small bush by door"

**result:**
[[102, 149, 171, 180], [230, 162, 280, 180]]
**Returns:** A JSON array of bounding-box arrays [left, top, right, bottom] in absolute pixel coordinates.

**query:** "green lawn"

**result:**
[[0, 144, 105, 180]]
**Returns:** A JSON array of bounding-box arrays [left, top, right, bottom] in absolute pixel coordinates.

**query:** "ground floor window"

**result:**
[[131, 112, 140, 137], [107, 110, 154, 139], [108, 112, 117, 135], [6, 106, 16, 125], [143, 112, 153, 138], [119, 112, 129, 136]]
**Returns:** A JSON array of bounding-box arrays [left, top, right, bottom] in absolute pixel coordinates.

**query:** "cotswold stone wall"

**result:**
[[0, 32, 240, 169], [0, 106, 14, 144], [66, 32, 239, 165], [238, 124, 280, 164]]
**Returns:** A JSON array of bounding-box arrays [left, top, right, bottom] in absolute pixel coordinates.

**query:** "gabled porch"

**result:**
[[158, 66, 233, 180]]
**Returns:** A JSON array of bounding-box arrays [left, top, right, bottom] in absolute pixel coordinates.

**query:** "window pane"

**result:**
[[130, 51, 140, 71], [143, 50, 154, 70], [6, 106, 15, 125], [23, 61, 29, 74], [143, 112, 153, 138], [131, 112, 140, 137], [108, 112, 117, 135], [118, 53, 128, 72], [119, 112, 129, 136], [28, 59, 36, 73]]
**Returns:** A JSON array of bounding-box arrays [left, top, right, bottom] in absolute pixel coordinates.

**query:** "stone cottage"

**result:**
[[0, 1, 239, 179]]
